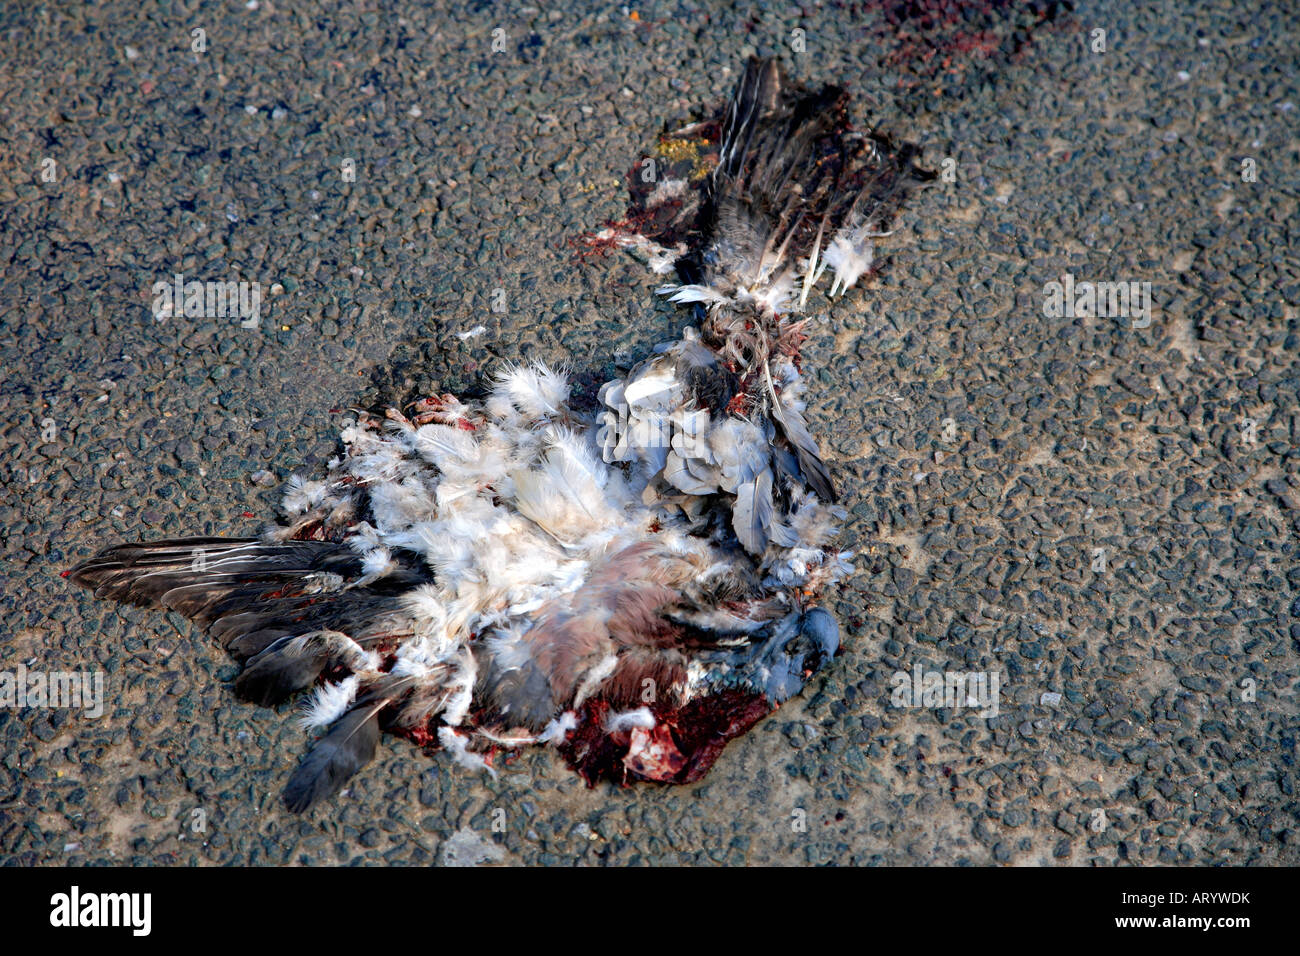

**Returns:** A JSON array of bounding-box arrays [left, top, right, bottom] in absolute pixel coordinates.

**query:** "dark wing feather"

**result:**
[[716, 58, 782, 182], [281, 702, 383, 813], [706, 57, 934, 296], [281, 676, 419, 813], [233, 634, 331, 707], [767, 389, 836, 502], [68, 536, 425, 706], [69, 538, 357, 607], [207, 593, 406, 656]]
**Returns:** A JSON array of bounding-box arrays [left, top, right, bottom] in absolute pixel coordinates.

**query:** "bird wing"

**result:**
[[69, 536, 424, 690]]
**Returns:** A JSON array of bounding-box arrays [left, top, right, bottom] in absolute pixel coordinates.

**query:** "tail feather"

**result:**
[[716, 57, 782, 182], [616, 56, 931, 304], [705, 57, 932, 301]]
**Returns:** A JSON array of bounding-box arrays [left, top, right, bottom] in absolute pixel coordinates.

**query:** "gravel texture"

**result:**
[[0, 0, 1297, 866]]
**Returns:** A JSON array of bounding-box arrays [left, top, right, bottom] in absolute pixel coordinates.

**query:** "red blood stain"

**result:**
[[559, 689, 771, 786]]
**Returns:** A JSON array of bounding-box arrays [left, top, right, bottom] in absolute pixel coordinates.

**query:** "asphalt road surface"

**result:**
[[0, 0, 1296, 865]]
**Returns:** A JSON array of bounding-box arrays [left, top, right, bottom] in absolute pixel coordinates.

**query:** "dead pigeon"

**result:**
[[69, 57, 932, 812]]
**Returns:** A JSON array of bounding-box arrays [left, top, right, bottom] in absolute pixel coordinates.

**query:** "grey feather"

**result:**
[[282, 702, 382, 813], [224, 628, 294, 662], [713, 417, 767, 492], [663, 450, 718, 496], [475, 642, 559, 732], [767, 385, 836, 502], [281, 675, 417, 813], [233, 633, 331, 707], [732, 470, 775, 555], [684, 453, 722, 486]]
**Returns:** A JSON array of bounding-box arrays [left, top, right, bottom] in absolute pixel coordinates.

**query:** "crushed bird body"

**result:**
[[69, 58, 932, 812]]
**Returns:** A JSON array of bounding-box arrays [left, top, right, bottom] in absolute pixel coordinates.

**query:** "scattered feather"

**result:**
[[300, 675, 360, 730], [438, 726, 497, 779]]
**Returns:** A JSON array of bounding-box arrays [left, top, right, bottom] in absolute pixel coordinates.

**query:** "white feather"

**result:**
[[656, 283, 730, 307], [572, 654, 618, 708], [299, 675, 360, 730], [438, 726, 498, 779], [441, 650, 477, 726], [402, 584, 447, 629], [281, 476, 328, 515], [493, 362, 569, 419], [361, 547, 394, 578], [605, 707, 656, 733], [823, 218, 891, 296], [537, 710, 578, 745]]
